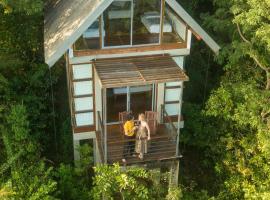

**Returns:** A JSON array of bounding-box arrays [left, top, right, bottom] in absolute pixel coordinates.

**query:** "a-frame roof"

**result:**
[[44, 0, 220, 67]]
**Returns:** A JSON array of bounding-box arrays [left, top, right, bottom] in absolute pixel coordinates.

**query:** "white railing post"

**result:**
[[176, 82, 184, 156]]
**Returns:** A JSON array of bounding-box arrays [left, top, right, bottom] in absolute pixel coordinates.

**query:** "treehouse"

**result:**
[[44, 0, 220, 184]]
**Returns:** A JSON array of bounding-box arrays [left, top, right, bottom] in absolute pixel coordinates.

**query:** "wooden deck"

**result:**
[[97, 123, 177, 165]]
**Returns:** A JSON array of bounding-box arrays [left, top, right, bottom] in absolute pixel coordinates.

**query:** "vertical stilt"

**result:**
[[73, 139, 80, 161], [169, 160, 180, 186], [176, 82, 184, 156]]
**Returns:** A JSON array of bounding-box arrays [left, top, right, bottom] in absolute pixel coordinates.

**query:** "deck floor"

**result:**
[[103, 124, 177, 165]]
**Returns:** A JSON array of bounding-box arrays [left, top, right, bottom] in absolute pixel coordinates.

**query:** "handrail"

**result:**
[[107, 135, 176, 145]]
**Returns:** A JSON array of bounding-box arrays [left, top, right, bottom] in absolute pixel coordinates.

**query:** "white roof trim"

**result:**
[[45, 0, 113, 67], [166, 0, 220, 54]]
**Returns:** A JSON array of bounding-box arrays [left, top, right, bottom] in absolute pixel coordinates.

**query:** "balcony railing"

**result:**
[[96, 105, 180, 165]]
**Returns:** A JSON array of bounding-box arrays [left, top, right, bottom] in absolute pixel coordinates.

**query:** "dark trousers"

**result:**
[[123, 135, 135, 159]]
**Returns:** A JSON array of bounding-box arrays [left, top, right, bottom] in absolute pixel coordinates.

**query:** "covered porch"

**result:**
[[94, 55, 188, 165]]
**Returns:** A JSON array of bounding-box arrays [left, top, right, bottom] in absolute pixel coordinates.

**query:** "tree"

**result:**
[[0, 105, 57, 200], [0, 0, 43, 14], [198, 0, 270, 199], [91, 164, 183, 200]]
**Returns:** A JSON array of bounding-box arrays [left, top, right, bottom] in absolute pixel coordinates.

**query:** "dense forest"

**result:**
[[0, 0, 269, 199]]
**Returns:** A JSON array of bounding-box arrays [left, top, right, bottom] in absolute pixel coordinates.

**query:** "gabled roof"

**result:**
[[44, 0, 113, 67], [44, 0, 220, 67]]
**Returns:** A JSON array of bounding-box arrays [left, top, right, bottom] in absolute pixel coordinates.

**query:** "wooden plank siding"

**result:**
[[94, 55, 189, 88]]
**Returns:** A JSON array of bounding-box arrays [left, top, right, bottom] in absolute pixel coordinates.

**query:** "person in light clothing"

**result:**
[[135, 113, 150, 160]]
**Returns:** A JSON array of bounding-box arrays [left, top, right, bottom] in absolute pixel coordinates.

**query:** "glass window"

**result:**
[[162, 3, 185, 43], [133, 0, 161, 45], [74, 18, 101, 50], [103, 1, 132, 47]]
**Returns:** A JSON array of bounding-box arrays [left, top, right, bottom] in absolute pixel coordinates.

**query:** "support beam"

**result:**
[[73, 140, 80, 161], [102, 88, 108, 163], [176, 81, 184, 156]]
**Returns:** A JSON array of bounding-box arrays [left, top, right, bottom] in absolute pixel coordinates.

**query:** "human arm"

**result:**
[[145, 122, 151, 140]]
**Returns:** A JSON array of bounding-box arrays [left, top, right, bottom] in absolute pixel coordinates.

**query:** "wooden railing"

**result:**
[[106, 134, 177, 164]]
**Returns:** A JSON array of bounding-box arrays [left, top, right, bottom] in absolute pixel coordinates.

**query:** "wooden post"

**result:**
[[176, 82, 184, 156], [169, 160, 180, 186], [102, 88, 107, 163], [159, 0, 165, 44]]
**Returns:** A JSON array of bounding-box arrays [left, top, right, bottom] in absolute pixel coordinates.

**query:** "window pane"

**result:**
[[74, 97, 93, 112], [73, 81, 92, 96], [74, 18, 101, 50], [104, 1, 132, 47], [75, 112, 94, 126], [165, 104, 179, 116], [133, 0, 161, 45], [72, 64, 92, 80], [162, 3, 186, 43]]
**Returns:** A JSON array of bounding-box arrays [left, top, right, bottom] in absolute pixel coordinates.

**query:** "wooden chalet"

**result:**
[[44, 0, 220, 184]]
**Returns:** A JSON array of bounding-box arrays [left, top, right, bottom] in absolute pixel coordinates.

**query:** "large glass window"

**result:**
[[106, 85, 153, 123], [74, 0, 187, 50], [74, 18, 101, 50], [103, 1, 132, 47], [133, 0, 161, 45], [162, 3, 186, 43]]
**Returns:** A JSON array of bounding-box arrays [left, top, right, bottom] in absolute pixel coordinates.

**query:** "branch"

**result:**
[[236, 23, 269, 72], [250, 54, 269, 72], [236, 23, 251, 44]]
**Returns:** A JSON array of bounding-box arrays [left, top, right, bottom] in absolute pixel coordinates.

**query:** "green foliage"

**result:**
[[55, 144, 94, 200], [0, 0, 43, 14], [166, 186, 183, 200], [181, 0, 270, 199], [92, 164, 150, 200]]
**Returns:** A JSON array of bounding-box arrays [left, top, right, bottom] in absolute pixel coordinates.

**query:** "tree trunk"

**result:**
[[266, 71, 270, 90]]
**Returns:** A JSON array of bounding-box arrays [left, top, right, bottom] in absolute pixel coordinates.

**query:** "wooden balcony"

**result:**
[[96, 106, 181, 165]]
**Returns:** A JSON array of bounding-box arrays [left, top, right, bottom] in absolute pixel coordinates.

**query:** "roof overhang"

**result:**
[[94, 55, 189, 88], [44, 0, 113, 67]]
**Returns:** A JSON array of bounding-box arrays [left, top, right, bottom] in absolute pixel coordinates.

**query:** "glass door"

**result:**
[[106, 87, 128, 123], [106, 85, 154, 123], [130, 85, 153, 118]]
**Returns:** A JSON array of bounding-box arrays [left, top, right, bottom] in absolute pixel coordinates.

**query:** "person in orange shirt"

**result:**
[[122, 113, 137, 163]]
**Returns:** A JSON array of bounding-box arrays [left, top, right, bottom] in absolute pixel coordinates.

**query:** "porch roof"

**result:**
[[94, 55, 189, 88]]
